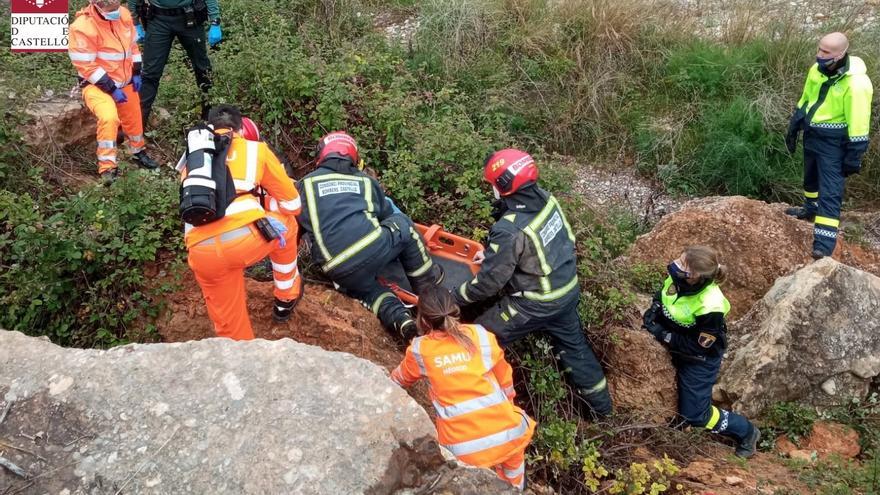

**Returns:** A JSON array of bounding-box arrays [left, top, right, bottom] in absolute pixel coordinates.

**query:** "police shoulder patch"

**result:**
[[698, 332, 717, 348]]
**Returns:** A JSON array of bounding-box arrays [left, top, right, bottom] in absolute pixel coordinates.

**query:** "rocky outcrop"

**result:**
[[0, 331, 513, 494], [23, 96, 96, 149], [627, 196, 880, 320], [716, 258, 880, 417]]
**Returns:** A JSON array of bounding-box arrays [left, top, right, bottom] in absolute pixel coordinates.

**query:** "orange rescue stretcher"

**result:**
[[378, 224, 483, 305]]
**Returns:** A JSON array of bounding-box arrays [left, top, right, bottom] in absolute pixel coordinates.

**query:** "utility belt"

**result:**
[[138, 0, 207, 28], [194, 218, 285, 247]]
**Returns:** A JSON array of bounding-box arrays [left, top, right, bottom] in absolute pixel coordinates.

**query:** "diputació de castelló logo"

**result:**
[[10, 0, 69, 53]]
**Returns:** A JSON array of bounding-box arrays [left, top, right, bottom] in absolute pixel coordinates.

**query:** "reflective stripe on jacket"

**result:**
[[391, 324, 535, 467], [456, 187, 578, 311], [797, 56, 873, 141], [68, 5, 141, 88], [296, 164, 394, 274], [184, 130, 301, 248]]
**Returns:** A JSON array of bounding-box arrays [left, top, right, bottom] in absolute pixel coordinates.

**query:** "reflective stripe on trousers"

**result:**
[[442, 414, 531, 457]]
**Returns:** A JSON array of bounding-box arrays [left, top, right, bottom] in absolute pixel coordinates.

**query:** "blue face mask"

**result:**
[[817, 56, 836, 69], [101, 8, 121, 20]]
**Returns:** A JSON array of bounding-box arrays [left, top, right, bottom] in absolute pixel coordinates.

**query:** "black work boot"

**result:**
[[785, 207, 815, 222], [409, 264, 445, 295], [735, 423, 761, 459], [273, 296, 301, 322], [100, 168, 119, 186], [394, 317, 418, 343], [575, 386, 613, 420], [132, 151, 159, 170], [811, 249, 828, 260]]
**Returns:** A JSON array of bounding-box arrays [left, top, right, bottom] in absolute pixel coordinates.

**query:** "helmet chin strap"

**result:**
[[492, 185, 501, 200]]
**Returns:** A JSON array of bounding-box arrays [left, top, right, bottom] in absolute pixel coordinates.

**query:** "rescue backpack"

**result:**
[[179, 124, 236, 226]]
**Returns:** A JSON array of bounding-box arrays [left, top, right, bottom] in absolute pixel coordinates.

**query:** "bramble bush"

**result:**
[[0, 168, 182, 347]]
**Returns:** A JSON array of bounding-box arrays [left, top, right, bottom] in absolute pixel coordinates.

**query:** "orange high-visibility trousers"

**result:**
[[188, 213, 301, 341], [82, 84, 145, 174], [494, 447, 526, 489]]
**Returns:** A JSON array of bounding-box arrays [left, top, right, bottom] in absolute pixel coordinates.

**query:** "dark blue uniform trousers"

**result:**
[[476, 291, 612, 416], [802, 128, 847, 256], [674, 354, 750, 442], [329, 214, 430, 333]]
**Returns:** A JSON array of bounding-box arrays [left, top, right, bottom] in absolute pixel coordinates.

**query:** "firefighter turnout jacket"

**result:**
[[69, 5, 141, 93], [455, 185, 578, 314], [392, 324, 535, 468], [297, 159, 401, 276]]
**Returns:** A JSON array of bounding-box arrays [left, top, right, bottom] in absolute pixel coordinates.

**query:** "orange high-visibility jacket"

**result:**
[[68, 5, 141, 88], [392, 324, 536, 467], [184, 130, 302, 248]]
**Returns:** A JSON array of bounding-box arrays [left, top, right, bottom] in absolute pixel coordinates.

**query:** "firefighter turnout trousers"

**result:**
[[674, 354, 750, 442], [475, 290, 612, 417], [802, 128, 847, 256], [82, 84, 145, 174], [188, 213, 301, 341], [329, 213, 432, 334]]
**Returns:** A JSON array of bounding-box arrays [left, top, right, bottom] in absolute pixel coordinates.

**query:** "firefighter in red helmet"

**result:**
[[296, 131, 443, 340], [454, 149, 612, 418]]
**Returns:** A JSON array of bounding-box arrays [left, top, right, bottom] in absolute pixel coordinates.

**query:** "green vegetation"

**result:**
[[2, 0, 880, 491], [762, 397, 880, 495]]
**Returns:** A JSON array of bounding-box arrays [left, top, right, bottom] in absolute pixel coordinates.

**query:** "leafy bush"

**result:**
[[0, 169, 182, 347], [665, 40, 769, 98]]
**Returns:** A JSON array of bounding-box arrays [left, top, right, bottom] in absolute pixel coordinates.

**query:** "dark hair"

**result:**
[[684, 245, 727, 285], [207, 104, 243, 131], [416, 287, 475, 353]]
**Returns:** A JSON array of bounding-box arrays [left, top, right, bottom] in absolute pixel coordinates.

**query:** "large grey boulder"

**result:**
[[716, 258, 880, 417], [0, 331, 514, 494]]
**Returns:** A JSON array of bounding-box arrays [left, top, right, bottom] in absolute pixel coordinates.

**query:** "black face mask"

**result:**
[[667, 262, 706, 295]]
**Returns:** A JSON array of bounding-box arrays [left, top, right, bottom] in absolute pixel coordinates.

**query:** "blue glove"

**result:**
[[208, 24, 222, 47], [266, 216, 288, 248], [111, 88, 127, 103], [135, 24, 145, 42], [132, 75, 142, 92], [385, 197, 402, 214]]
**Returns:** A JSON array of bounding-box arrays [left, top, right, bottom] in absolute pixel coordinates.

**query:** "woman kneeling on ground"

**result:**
[[391, 287, 535, 489], [643, 245, 760, 458]]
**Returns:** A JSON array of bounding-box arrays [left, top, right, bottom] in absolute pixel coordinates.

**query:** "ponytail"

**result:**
[[416, 287, 475, 354]]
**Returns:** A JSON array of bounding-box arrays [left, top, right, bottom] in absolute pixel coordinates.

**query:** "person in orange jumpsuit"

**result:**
[[184, 105, 303, 340], [391, 288, 535, 489], [68, 0, 159, 184]]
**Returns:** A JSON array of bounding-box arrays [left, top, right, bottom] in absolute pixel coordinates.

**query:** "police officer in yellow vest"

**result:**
[[643, 246, 760, 458], [785, 32, 873, 259]]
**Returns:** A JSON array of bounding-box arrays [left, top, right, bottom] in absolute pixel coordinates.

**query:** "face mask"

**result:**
[[100, 8, 121, 20], [816, 56, 836, 68], [667, 261, 689, 282], [492, 185, 501, 200]]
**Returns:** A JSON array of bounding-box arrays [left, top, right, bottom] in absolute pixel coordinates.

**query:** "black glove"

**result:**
[[642, 301, 667, 342], [843, 161, 862, 177], [785, 109, 806, 154]]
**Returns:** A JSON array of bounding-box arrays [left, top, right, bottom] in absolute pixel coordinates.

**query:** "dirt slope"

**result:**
[[627, 196, 880, 320], [157, 271, 432, 412]]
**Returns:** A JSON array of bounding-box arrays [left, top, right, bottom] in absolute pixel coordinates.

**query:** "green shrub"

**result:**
[[665, 40, 769, 98], [0, 169, 183, 347]]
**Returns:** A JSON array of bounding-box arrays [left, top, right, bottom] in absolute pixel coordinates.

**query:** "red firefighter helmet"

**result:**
[[317, 131, 359, 165], [483, 148, 538, 196], [240, 117, 260, 141]]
